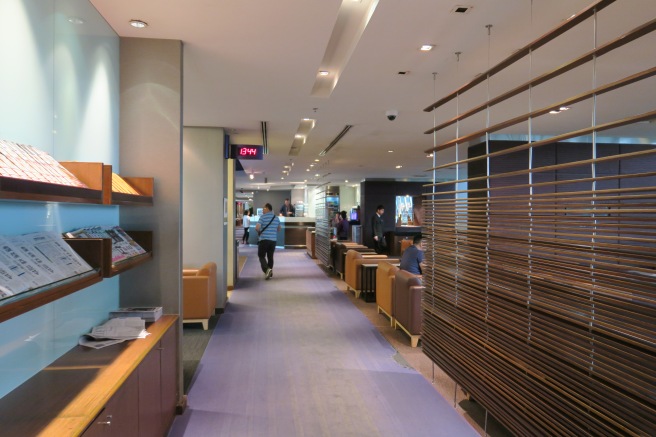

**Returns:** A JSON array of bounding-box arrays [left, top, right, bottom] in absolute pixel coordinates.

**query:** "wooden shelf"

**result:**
[[0, 162, 153, 206], [0, 175, 103, 204], [0, 239, 104, 324], [104, 164, 154, 206]]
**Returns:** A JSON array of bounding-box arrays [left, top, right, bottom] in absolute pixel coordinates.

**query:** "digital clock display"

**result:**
[[231, 144, 264, 160]]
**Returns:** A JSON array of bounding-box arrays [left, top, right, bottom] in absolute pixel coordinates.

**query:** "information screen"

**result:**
[[231, 144, 264, 160]]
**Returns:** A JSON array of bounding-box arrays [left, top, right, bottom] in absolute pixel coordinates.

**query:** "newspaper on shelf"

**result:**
[[65, 225, 146, 264], [0, 231, 94, 297], [79, 317, 150, 349]]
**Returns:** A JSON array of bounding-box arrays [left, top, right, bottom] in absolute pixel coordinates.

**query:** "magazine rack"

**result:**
[[65, 230, 153, 278], [0, 239, 104, 324], [58, 162, 154, 206], [0, 155, 155, 321]]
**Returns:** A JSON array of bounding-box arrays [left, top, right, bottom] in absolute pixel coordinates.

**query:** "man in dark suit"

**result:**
[[279, 198, 295, 217], [371, 204, 385, 253]]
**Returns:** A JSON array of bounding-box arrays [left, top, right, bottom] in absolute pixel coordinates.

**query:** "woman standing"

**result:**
[[242, 210, 251, 245]]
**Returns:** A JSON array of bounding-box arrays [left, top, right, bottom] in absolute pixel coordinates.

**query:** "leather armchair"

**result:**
[[344, 249, 387, 298], [393, 269, 422, 347], [334, 242, 374, 278], [376, 261, 399, 326], [182, 262, 217, 330], [306, 228, 316, 259]]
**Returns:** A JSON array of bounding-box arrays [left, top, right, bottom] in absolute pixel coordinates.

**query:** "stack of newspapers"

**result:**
[[0, 231, 94, 299], [79, 317, 150, 349]]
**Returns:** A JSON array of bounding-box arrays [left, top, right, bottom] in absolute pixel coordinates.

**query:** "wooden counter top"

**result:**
[[0, 315, 178, 437]]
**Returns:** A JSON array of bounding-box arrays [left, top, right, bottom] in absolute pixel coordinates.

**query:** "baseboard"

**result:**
[[176, 395, 188, 415]]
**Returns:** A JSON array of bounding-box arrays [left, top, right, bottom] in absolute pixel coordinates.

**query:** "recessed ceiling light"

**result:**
[[420, 44, 435, 51], [249, 174, 254, 180], [345, 180, 349, 183], [314, 159, 320, 162], [68, 17, 84, 25], [129, 19, 148, 28], [396, 165, 402, 169], [306, 169, 310, 171], [315, 173, 320, 177], [319, 70, 329, 76], [559, 106, 570, 111], [388, 150, 394, 153], [426, 153, 434, 158]]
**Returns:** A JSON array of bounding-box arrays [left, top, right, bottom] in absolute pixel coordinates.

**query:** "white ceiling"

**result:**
[[90, 0, 656, 192]]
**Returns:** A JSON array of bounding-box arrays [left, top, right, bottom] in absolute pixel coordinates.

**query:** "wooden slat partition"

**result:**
[[314, 185, 333, 267], [421, 2, 656, 436]]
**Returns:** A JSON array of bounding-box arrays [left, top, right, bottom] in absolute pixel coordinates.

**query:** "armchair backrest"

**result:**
[[394, 269, 422, 335], [376, 261, 399, 317]]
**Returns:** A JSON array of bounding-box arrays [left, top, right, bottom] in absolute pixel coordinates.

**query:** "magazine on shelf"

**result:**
[[111, 173, 140, 195], [109, 306, 162, 322], [65, 225, 146, 264], [0, 139, 87, 187]]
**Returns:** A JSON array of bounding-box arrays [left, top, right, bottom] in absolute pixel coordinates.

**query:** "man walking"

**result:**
[[371, 204, 385, 254], [256, 203, 281, 279]]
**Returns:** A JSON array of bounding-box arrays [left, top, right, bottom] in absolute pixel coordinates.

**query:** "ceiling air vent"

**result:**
[[452, 5, 473, 14], [319, 125, 352, 156]]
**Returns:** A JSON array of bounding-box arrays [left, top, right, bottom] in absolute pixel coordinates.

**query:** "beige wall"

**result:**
[[182, 126, 228, 308], [118, 38, 183, 315]]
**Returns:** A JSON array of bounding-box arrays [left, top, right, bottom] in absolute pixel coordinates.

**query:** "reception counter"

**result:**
[[246, 216, 316, 248]]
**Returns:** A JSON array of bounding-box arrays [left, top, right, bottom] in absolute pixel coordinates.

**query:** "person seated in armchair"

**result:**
[[399, 233, 423, 276]]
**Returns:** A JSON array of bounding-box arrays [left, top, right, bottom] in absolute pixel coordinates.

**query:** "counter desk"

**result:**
[[245, 216, 316, 248]]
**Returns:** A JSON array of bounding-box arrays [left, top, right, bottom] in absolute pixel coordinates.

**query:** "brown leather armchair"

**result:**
[[306, 228, 316, 259], [182, 262, 217, 330], [376, 261, 399, 326], [393, 269, 422, 347], [334, 242, 374, 278], [344, 249, 387, 298]]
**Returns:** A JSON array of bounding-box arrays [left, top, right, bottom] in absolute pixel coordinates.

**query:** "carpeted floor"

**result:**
[[172, 246, 480, 437], [176, 246, 510, 437]]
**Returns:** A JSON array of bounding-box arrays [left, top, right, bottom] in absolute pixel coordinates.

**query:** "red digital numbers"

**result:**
[[239, 147, 257, 156]]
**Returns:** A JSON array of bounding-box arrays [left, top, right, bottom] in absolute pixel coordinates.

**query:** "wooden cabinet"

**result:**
[[0, 316, 178, 437], [138, 324, 178, 437], [82, 372, 140, 437]]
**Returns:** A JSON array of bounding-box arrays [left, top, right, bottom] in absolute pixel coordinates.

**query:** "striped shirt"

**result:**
[[258, 212, 280, 241]]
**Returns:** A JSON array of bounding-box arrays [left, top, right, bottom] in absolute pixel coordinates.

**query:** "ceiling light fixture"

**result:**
[[319, 70, 329, 76], [549, 106, 570, 115], [289, 118, 315, 156], [68, 17, 84, 25], [129, 19, 148, 28], [396, 165, 402, 169], [420, 44, 435, 51], [249, 174, 254, 180], [388, 150, 394, 153]]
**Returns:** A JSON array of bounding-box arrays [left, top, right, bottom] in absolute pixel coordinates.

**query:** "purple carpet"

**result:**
[[168, 247, 478, 437]]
